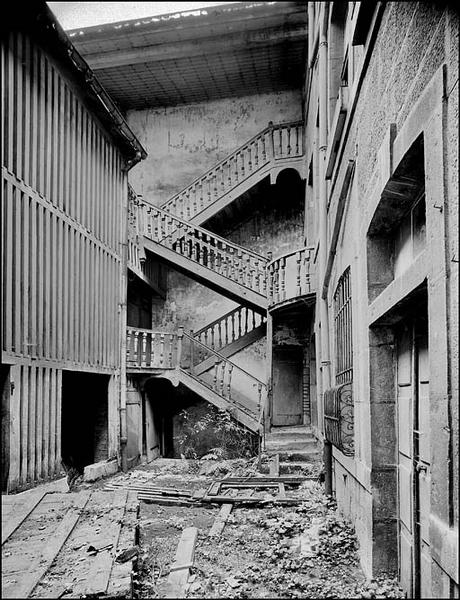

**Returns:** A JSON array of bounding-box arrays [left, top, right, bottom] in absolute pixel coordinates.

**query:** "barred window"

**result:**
[[334, 267, 353, 385]]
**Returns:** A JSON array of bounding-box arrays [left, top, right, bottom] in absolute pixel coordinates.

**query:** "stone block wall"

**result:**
[[314, 1, 459, 590]]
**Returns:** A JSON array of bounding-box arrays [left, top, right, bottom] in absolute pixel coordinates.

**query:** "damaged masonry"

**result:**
[[1, 1, 458, 599]]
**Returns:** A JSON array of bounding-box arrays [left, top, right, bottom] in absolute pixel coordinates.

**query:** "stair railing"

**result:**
[[267, 246, 315, 306], [126, 327, 182, 370], [161, 121, 304, 221], [193, 305, 266, 352], [181, 331, 267, 423], [138, 201, 268, 296]]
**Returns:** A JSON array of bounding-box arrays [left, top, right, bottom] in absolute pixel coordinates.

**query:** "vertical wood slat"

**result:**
[[36, 367, 43, 481], [20, 365, 29, 484], [55, 369, 62, 472], [42, 368, 50, 478], [49, 367, 57, 475], [27, 365, 36, 482], [22, 193, 30, 357], [3, 181, 13, 351], [14, 186, 22, 354]]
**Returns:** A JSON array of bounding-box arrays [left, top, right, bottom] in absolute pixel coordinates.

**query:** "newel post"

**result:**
[[176, 326, 184, 371], [267, 121, 275, 161], [189, 329, 195, 374]]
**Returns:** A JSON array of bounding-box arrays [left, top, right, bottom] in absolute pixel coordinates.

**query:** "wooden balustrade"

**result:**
[[267, 247, 314, 306], [160, 121, 304, 221], [126, 327, 182, 369], [138, 201, 268, 296], [181, 332, 266, 421], [194, 306, 266, 351]]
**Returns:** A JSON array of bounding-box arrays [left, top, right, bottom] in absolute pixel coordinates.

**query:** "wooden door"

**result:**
[[272, 346, 303, 426], [396, 317, 430, 597]]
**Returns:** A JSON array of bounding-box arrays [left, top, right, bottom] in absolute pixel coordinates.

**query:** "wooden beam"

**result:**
[[178, 370, 261, 432], [143, 240, 267, 312], [194, 323, 266, 375], [84, 26, 306, 70], [208, 503, 232, 539], [165, 527, 198, 598]]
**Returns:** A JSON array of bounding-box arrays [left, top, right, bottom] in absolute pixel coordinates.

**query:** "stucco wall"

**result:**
[[127, 90, 302, 205]]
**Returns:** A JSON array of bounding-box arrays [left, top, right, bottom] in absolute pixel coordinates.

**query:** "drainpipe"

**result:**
[[119, 175, 129, 473], [317, 2, 333, 496]]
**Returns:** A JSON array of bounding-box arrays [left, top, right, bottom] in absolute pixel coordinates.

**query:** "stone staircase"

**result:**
[[262, 426, 321, 474]]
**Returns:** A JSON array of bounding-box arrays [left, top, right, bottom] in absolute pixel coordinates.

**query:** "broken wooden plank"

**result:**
[[269, 454, 280, 476], [1, 489, 48, 545], [70, 489, 129, 598], [208, 503, 232, 539], [206, 481, 221, 496], [165, 527, 198, 599], [217, 476, 312, 484], [220, 482, 279, 489], [201, 495, 302, 506], [191, 488, 206, 500], [137, 495, 194, 507], [106, 483, 192, 497], [10, 491, 91, 599]]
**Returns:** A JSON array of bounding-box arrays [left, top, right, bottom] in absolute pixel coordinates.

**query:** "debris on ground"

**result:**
[[130, 459, 404, 599]]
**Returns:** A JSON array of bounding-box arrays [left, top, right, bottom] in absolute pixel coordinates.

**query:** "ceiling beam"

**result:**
[[82, 25, 307, 70]]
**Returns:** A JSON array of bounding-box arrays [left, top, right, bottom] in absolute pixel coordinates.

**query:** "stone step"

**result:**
[[259, 461, 321, 475], [265, 434, 316, 445], [267, 426, 314, 437], [273, 450, 321, 462], [279, 462, 320, 475], [265, 440, 318, 452]]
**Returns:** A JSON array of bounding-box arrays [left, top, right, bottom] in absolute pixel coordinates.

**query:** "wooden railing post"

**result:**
[[190, 329, 195, 374], [177, 326, 184, 371], [267, 121, 275, 161]]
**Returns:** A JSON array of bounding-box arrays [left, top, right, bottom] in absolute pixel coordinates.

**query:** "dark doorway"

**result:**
[[1, 365, 10, 492], [272, 346, 303, 426], [61, 371, 110, 473]]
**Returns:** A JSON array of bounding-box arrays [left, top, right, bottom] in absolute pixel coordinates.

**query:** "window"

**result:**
[[334, 267, 353, 385], [393, 192, 426, 279]]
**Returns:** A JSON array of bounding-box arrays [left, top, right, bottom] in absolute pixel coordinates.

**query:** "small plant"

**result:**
[[174, 406, 258, 459]]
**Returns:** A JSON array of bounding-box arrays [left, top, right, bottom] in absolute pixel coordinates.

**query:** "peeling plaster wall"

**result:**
[[129, 91, 304, 336], [127, 90, 302, 204]]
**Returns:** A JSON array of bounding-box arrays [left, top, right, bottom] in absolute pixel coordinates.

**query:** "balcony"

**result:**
[[267, 246, 315, 309]]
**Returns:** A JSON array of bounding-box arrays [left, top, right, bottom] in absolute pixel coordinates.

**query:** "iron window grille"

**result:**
[[334, 266, 353, 385], [324, 383, 354, 456], [323, 267, 354, 456]]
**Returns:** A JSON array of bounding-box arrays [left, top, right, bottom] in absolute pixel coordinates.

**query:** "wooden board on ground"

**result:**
[[106, 491, 139, 598], [1, 492, 87, 599], [165, 527, 198, 598], [8, 492, 91, 599], [1, 490, 48, 545], [208, 503, 233, 539]]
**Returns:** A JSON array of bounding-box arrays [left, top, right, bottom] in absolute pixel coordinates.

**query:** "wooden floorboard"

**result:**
[[2, 489, 137, 599]]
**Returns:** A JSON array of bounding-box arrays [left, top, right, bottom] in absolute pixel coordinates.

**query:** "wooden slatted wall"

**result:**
[[8, 364, 63, 487], [1, 31, 125, 370]]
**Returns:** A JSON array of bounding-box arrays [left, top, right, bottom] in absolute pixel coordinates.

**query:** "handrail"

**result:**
[[139, 201, 268, 262], [193, 305, 266, 346], [267, 245, 315, 306], [267, 245, 315, 268], [161, 120, 304, 214], [181, 331, 266, 387]]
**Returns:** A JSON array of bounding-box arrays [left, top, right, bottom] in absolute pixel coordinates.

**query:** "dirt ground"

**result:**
[[101, 459, 405, 599]]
